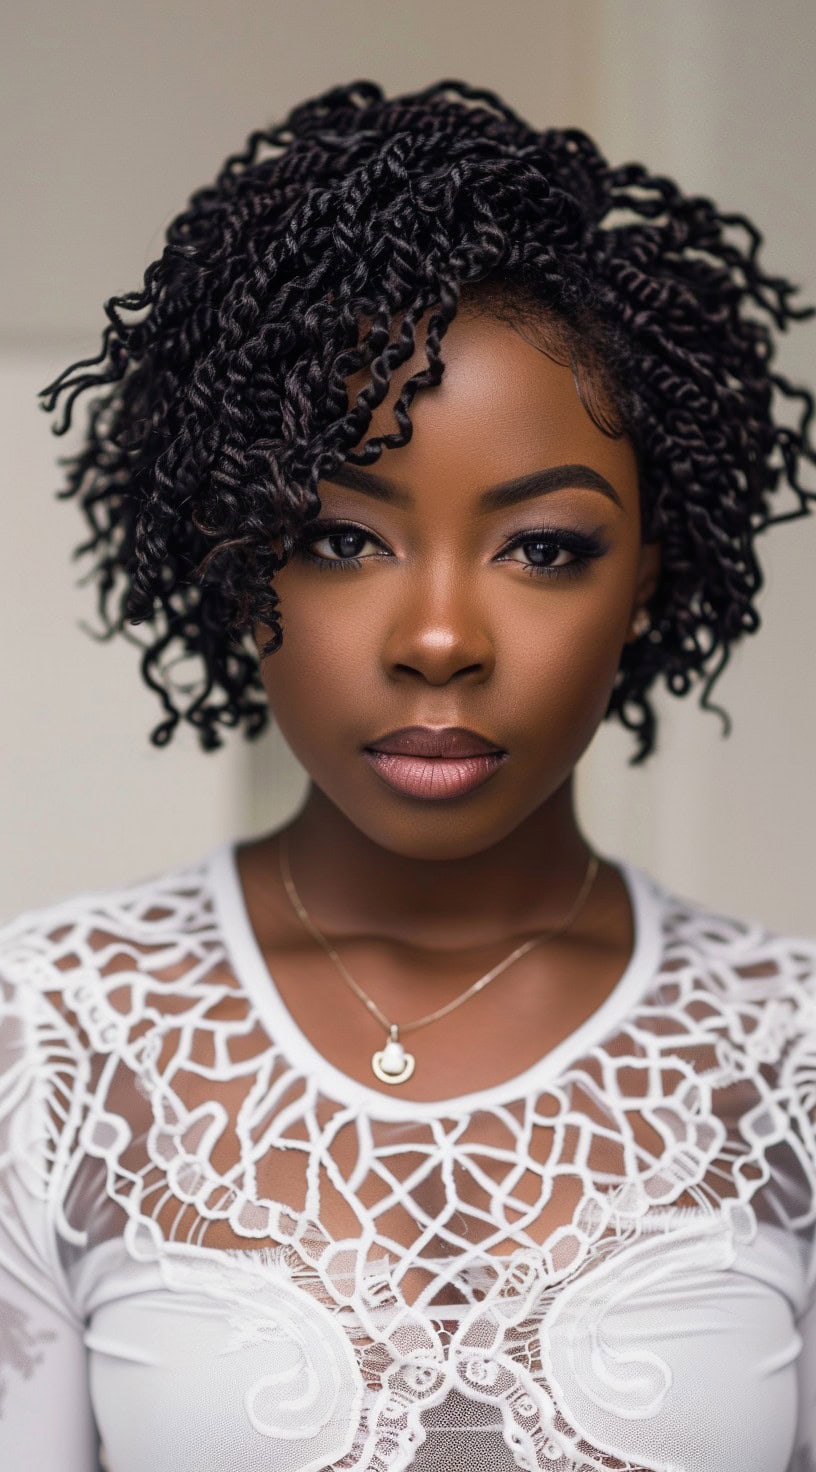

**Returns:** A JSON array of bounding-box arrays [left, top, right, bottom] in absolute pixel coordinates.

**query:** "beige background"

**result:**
[[2, 0, 815, 932]]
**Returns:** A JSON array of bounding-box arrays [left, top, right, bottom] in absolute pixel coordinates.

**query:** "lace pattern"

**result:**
[[1, 847, 815, 1472]]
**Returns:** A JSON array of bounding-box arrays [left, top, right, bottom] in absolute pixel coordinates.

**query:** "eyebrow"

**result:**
[[321, 461, 623, 512]]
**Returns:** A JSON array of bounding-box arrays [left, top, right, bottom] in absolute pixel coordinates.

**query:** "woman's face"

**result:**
[[253, 307, 660, 861]]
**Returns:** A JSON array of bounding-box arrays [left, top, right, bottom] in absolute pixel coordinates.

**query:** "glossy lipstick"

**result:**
[[362, 726, 507, 801]]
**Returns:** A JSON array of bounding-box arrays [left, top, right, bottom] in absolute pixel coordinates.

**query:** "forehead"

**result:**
[[342, 308, 638, 506]]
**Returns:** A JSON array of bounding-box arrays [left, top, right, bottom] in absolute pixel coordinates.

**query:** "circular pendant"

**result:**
[[371, 1037, 416, 1085]]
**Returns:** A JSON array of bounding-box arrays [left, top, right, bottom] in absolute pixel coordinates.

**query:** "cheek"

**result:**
[[254, 584, 372, 722], [500, 582, 632, 731]]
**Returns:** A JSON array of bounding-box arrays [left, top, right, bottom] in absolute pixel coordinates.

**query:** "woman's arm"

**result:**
[[793, 1244, 816, 1470], [0, 964, 99, 1469], [0, 1221, 100, 1468]]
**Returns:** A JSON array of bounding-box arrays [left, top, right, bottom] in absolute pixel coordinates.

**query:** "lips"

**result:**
[[362, 726, 507, 800], [365, 726, 504, 758]]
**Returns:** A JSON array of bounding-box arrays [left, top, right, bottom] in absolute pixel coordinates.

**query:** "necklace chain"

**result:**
[[277, 831, 601, 1053]]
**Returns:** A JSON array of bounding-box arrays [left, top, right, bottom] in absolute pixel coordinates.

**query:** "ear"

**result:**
[[625, 538, 662, 645]]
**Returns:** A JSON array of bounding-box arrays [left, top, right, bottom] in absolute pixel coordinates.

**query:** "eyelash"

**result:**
[[293, 519, 606, 580]]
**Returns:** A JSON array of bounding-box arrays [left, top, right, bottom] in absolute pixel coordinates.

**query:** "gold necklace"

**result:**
[[278, 830, 600, 1087]]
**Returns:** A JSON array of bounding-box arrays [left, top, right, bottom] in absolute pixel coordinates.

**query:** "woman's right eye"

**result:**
[[294, 520, 386, 571]]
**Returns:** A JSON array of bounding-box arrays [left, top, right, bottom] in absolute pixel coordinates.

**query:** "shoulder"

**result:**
[[0, 847, 221, 1030], [0, 849, 229, 1224], [641, 866, 816, 1040]]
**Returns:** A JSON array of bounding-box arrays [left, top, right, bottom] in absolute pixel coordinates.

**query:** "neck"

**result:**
[[270, 775, 596, 952]]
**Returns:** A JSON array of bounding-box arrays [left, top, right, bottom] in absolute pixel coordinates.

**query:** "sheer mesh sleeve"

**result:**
[[790, 960, 816, 1472], [793, 1255, 816, 1470], [0, 954, 100, 1469]]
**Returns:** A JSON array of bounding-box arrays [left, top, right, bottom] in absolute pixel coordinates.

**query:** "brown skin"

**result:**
[[238, 307, 661, 1102]]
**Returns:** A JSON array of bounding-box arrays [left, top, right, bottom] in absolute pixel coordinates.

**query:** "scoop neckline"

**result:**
[[208, 838, 665, 1121]]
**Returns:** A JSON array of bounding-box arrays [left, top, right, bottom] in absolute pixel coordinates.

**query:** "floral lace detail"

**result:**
[[1, 850, 815, 1471], [0, 1300, 57, 1414]]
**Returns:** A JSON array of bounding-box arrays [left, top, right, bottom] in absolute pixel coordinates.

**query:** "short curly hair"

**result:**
[[40, 77, 816, 763]]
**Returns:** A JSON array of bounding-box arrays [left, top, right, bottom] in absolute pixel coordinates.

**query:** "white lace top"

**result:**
[[1, 841, 815, 1472]]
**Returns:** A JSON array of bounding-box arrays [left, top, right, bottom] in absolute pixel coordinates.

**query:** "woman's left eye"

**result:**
[[497, 529, 604, 579]]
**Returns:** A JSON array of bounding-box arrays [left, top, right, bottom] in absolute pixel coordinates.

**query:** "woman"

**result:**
[[1, 77, 814, 1472]]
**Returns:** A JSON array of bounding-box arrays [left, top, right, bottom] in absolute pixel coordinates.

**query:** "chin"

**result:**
[[334, 794, 540, 864]]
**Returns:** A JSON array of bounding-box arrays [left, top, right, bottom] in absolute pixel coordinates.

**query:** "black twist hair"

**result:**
[[39, 77, 816, 762]]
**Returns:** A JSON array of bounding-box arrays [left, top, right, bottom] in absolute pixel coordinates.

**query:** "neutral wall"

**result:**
[[2, 1, 815, 932]]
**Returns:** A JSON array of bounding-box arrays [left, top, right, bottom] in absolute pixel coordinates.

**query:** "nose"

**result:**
[[380, 564, 496, 686]]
